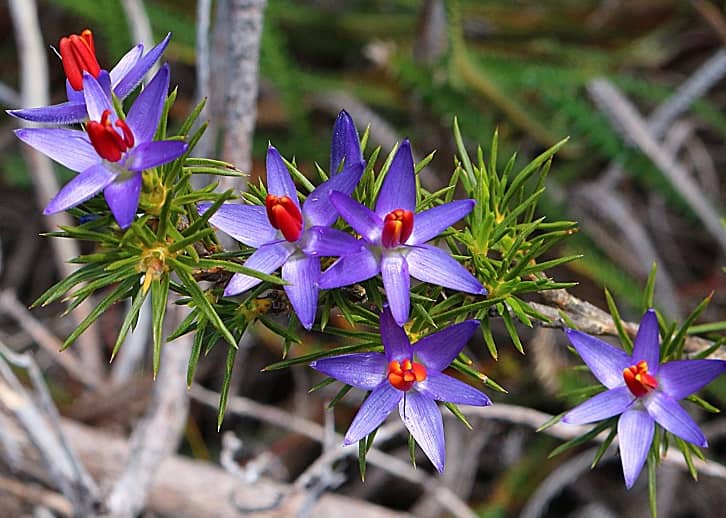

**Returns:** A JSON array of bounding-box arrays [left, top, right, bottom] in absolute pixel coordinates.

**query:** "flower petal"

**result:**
[[382, 253, 410, 326], [658, 359, 726, 400], [126, 64, 169, 144], [224, 243, 293, 296], [380, 306, 412, 363], [632, 309, 661, 374], [44, 163, 115, 215], [83, 72, 113, 122], [618, 408, 655, 489], [564, 328, 632, 389], [317, 249, 379, 289], [413, 320, 479, 371], [266, 145, 299, 208], [329, 191, 382, 243], [406, 244, 486, 295], [8, 102, 87, 125], [199, 203, 276, 248], [408, 200, 475, 245], [104, 172, 142, 229], [303, 161, 364, 227], [14, 128, 97, 172], [282, 253, 320, 330], [561, 386, 635, 425], [399, 391, 445, 472], [644, 391, 707, 447], [109, 43, 143, 89], [375, 140, 416, 217], [344, 384, 402, 445], [330, 109, 363, 174], [310, 352, 387, 390], [124, 140, 187, 172], [300, 226, 363, 257], [113, 33, 171, 100], [416, 371, 490, 406]]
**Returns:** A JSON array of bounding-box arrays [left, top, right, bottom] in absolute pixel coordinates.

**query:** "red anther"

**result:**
[[87, 109, 134, 162], [382, 209, 414, 248], [265, 194, 303, 242], [387, 358, 427, 391], [59, 29, 101, 91], [623, 360, 658, 398]]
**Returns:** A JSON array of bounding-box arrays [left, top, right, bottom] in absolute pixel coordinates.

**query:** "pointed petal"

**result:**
[[8, 101, 87, 125], [126, 64, 169, 143], [406, 244, 486, 295], [645, 391, 707, 447], [344, 384, 403, 445], [224, 243, 293, 296], [380, 306, 413, 363], [658, 359, 726, 400], [109, 44, 143, 88], [561, 386, 635, 425], [618, 409, 655, 489], [44, 164, 115, 215], [632, 309, 661, 373], [104, 173, 142, 229], [199, 203, 276, 248], [114, 33, 171, 99], [83, 72, 113, 122], [66, 79, 84, 103], [399, 391, 445, 472], [375, 140, 416, 217], [417, 371, 490, 406], [282, 253, 320, 330], [14, 128, 97, 172], [414, 320, 479, 371], [564, 328, 632, 389], [124, 140, 187, 172], [318, 249, 379, 289], [300, 226, 363, 257], [409, 200, 475, 245], [266, 145, 299, 208], [330, 109, 363, 173], [329, 191, 382, 243], [303, 161, 364, 227], [382, 253, 410, 326], [310, 352, 387, 390]]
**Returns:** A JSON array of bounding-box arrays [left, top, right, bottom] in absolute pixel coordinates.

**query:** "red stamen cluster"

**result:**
[[382, 209, 414, 248], [623, 360, 658, 397], [87, 109, 135, 162], [59, 29, 101, 91], [387, 358, 427, 391], [265, 194, 303, 242]]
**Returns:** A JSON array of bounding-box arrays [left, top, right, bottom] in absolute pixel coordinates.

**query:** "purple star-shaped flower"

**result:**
[[311, 307, 490, 472], [562, 309, 726, 489], [199, 111, 366, 329], [9, 30, 171, 125], [318, 139, 487, 326], [15, 65, 187, 229]]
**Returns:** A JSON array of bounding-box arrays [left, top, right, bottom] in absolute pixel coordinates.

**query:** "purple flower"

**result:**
[[318, 139, 487, 326], [561, 309, 726, 489], [8, 29, 171, 125], [310, 307, 490, 472], [199, 111, 366, 330], [15, 65, 187, 229]]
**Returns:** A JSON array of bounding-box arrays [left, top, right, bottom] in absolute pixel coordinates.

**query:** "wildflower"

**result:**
[[310, 307, 490, 472], [561, 309, 726, 489], [15, 65, 187, 229], [318, 139, 486, 326], [9, 30, 170, 124], [199, 111, 365, 329]]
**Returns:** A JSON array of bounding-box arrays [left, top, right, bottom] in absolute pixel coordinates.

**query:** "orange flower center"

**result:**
[[59, 29, 101, 91], [387, 358, 427, 391], [382, 209, 414, 248], [86, 109, 135, 162], [265, 194, 303, 242], [623, 360, 658, 397]]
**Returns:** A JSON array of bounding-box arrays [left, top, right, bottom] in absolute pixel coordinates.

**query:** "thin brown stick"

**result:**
[[0, 473, 73, 517]]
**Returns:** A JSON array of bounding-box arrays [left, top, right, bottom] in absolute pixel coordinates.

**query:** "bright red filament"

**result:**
[[86, 109, 135, 162], [382, 209, 414, 248], [59, 29, 101, 91], [387, 358, 427, 391], [623, 360, 658, 397], [265, 194, 303, 242]]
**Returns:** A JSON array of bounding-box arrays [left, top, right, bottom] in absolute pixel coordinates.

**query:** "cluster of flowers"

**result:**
[[10, 30, 726, 486]]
